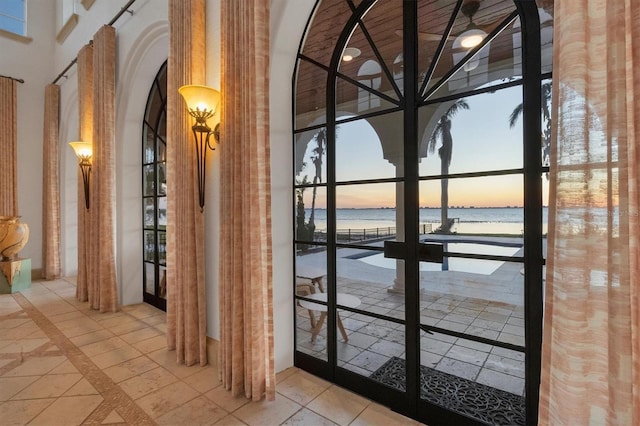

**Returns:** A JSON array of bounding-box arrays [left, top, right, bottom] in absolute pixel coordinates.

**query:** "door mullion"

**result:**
[[403, 0, 420, 412]]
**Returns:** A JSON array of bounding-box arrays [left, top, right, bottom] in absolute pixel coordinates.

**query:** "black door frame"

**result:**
[[293, 1, 544, 424]]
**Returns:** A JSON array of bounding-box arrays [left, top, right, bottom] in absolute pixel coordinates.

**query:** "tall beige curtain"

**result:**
[[0, 77, 18, 217], [166, 0, 208, 366], [76, 44, 94, 303], [539, 0, 640, 424], [219, 0, 275, 401], [89, 25, 118, 312], [42, 84, 61, 279]]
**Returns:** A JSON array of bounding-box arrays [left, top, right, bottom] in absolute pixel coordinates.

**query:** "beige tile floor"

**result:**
[[0, 278, 421, 425]]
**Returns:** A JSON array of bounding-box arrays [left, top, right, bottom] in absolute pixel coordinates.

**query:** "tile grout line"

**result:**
[[12, 292, 157, 426]]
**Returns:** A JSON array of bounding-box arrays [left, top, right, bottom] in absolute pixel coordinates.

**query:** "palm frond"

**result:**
[[508, 103, 523, 128], [428, 122, 442, 155]]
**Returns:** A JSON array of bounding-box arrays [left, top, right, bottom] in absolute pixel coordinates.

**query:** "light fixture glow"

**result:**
[[463, 57, 480, 71], [69, 141, 92, 210], [458, 28, 487, 49], [178, 84, 221, 211], [69, 141, 92, 161], [342, 47, 361, 62], [178, 85, 220, 116]]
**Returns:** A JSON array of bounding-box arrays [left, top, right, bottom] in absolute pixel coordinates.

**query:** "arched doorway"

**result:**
[[292, 1, 552, 424], [142, 60, 168, 311]]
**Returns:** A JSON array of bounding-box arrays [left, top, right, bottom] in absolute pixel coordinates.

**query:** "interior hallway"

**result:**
[[0, 279, 420, 425]]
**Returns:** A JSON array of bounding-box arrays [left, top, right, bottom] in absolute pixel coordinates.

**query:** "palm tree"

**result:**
[[295, 176, 313, 248], [428, 99, 469, 232], [509, 81, 552, 168], [308, 129, 326, 231]]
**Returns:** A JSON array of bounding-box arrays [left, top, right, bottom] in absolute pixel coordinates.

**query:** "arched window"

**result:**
[[292, 1, 552, 424], [142, 61, 167, 311]]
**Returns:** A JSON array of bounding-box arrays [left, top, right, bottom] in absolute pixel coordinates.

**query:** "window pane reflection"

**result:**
[[336, 113, 403, 182], [419, 87, 523, 177]]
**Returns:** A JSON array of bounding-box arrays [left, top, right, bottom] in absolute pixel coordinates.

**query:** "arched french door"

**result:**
[[142, 61, 168, 311], [293, 1, 552, 424]]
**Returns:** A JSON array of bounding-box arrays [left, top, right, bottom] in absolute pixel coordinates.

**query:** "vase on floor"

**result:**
[[0, 216, 30, 261]]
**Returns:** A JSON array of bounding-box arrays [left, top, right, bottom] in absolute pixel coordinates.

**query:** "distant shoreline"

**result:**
[[306, 206, 549, 210]]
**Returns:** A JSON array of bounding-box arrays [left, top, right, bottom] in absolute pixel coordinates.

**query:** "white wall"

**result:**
[[270, 0, 316, 372], [0, 0, 56, 273]]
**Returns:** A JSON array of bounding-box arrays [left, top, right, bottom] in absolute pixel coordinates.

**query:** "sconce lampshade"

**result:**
[[69, 141, 92, 161], [178, 85, 220, 114]]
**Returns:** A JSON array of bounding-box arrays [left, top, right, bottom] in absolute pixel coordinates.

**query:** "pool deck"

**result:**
[[295, 235, 545, 397]]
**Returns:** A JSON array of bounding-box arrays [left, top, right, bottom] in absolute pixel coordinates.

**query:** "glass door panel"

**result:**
[[142, 61, 167, 311], [417, 168, 526, 423], [419, 88, 524, 177], [295, 243, 328, 361], [419, 330, 526, 425], [336, 113, 403, 182], [293, 1, 546, 424], [360, 0, 404, 95]]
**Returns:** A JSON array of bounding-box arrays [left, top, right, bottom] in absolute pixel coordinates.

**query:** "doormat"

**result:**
[[369, 357, 525, 425]]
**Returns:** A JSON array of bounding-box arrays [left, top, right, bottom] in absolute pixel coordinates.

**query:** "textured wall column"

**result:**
[[90, 25, 118, 313], [219, 0, 275, 401], [42, 84, 61, 279], [0, 77, 18, 217], [76, 44, 94, 302], [166, 0, 208, 366]]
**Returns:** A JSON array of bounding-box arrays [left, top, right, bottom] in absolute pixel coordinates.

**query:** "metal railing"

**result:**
[[312, 223, 433, 242]]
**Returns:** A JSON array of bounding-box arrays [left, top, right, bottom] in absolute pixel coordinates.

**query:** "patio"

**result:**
[[295, 243, 527, 399]]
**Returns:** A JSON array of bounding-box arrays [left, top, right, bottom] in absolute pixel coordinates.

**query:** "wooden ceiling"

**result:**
[[295, 0, 553, 128]]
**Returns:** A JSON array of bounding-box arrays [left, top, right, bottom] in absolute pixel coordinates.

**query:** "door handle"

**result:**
[[384, 241, 443, 263], [383, 241, 406, 259], [418, 243, 443, 263]]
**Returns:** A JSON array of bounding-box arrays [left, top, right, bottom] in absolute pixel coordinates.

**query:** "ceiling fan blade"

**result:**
[[394, 29, 454, 42], [475, 12, 515, 35]]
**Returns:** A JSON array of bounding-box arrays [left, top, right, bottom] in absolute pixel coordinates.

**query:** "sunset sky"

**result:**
[[299, 84, 550, 209]]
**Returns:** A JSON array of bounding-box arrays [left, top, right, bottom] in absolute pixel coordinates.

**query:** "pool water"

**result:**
[[359, 243, 521, 275]]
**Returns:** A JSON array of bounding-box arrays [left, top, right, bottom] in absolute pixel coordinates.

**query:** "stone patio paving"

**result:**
[[295, 242, 528, 398]]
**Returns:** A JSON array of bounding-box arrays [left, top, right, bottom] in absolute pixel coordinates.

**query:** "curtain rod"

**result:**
[[0, 75, 25, 84], [51, 0, 137, 85]]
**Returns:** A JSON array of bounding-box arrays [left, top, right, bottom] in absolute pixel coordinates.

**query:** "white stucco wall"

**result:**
[[270, 0, 316, 372], [1, 0, 318, 374], [0, 0, 56, 273]]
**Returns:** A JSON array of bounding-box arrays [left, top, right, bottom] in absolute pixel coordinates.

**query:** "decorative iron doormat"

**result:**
[[369, 357, 525, 425]]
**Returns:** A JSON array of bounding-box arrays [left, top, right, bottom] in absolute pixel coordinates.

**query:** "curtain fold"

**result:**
[[76, 43, 94, 303], [166, 0, 208, 366], [42, 84, 62, 279], [0, 77, 18, 217], [219, 0, 275, 401], [539, 0, 640, 424], [90, 25, 118, 313]]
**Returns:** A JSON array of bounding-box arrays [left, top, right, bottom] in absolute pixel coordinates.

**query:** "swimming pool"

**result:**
[[358, 242, 522, 275]]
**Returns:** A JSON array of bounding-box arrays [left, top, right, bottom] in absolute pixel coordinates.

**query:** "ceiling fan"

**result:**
[[456, 0, 488, 48], [395, 0, 506, 47]]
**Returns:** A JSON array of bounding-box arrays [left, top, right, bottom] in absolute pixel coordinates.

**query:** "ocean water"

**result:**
[[304, 207, 549, 235]]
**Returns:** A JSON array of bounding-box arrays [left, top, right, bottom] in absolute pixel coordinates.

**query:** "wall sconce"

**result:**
[[69, 141, 92, 210], [178, 84, 220, 211]]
